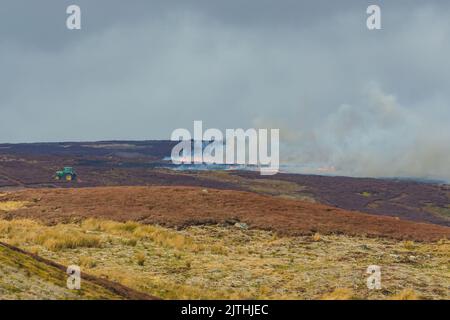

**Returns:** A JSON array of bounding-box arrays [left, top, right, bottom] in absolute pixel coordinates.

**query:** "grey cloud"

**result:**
[[0, 1, 449, 180]]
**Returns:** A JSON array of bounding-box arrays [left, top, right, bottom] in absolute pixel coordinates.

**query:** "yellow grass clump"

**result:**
[[390, 289, 421, 300], [403, 240, 416, 250], [79, 256, 98, 269], [0, 219, 41, 241], [312, 232, 322, 242], [34, 229, 102, 251], [81, 218, 203, 252], [0, 219, 102, 251], [0, 201, 28, 211], [134, 252, 146, 266], [321, 288, 355, 300]]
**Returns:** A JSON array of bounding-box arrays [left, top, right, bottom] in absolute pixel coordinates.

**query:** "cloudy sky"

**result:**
[[1, 1, 449, 180]]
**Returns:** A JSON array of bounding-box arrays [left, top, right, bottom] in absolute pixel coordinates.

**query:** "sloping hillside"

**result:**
[[0, 243, 123, 299], [1, 186, 449, 241], [0, 221, 448, 300], [0, 242, 156, 300]]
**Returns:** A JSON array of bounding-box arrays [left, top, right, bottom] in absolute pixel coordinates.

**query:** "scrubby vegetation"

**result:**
[[0, 244, 122, 299], [0, 220, 101, 251], [0, 218, 448, 300], [0, 200, 28, 211]]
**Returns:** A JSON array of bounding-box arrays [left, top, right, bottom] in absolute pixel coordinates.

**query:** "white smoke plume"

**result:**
[[258, 84, 450, 181]]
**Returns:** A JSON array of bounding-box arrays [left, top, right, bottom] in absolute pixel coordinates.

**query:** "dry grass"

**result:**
[[78, 256, 98, 269], [81, 218, 218, 253], [35, 230, 101, 251], [403, 240, 416, 250], [0, 219, 102, 251], [390, 288, 421, 300], [0, 244, 121, 299], [0, 201, 28, 211], [0, 218, 449, 300], [134, 252, 146, 266], [312, 232, 322, 242], [321, 288, 355, 300]]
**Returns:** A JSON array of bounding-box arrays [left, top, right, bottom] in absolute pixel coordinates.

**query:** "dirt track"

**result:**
[[2, 186, 449, 242], [0, 241, 158, 300]]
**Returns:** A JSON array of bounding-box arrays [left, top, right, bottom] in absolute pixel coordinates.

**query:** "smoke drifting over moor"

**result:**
[[269, 84, 450, 181], [0, 1, 449, 180]]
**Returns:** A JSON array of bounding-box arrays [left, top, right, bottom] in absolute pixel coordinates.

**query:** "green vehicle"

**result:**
[[55, 167, 77, 181]]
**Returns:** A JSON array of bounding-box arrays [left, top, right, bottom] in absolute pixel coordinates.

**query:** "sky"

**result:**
[[0, 1, 449, 180]]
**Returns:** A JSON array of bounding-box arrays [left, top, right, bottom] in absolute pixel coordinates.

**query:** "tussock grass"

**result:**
[[321, 288, 355, 300], [312, 232, 322, 242], [390, 288, 421, 300], [0, 244, 121, 299], [0, 219, 102, 251], [402, 240, 416, 250], [35, 230, 101, 251], [81, 218, 222, 253], [79, 256, 98, 269], [0, 201, 28, 211], [1, 218, 448, 300], [134, 252, 146, 266]]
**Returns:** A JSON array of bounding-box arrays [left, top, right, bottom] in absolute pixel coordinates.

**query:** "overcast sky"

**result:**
[[1, 1, 449, 180]]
